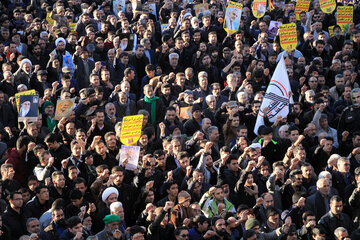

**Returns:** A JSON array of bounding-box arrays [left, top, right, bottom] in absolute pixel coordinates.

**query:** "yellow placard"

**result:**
[[15, 90, 36, 111], [328, 25, 335, 37], [252, 0, 267, 19], [337, 6, 353, 30], [46, 13, 55, 26], [69, 22, 76, 32], [279, 23, 297, 52], [224, 1, 243, 34], [320, 0, 336, 14], [120, 115, 144, 145], [294, 0, 311, 20]]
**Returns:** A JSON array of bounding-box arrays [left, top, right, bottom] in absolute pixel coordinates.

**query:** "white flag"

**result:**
[[254, 56, 293, 135]]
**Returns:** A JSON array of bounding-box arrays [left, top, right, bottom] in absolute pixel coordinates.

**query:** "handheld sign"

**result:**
[[120, 114, 144, 145], [224, 1, 243, 34], [252, 0, 267, 19], [320, 0, 336, 14], [294, 0, 311, 20], [15, 90, 36, 111], [18, 95, 39, 122], [119, 145, 140, 170], [55, 98, 75, 120], [279, 23, 297, 52], [337, 6, 353, 31], [195, 4, 209, 17]]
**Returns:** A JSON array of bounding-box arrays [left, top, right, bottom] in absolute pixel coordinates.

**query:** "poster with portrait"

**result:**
[[252, 0, 267, 19], [268, 21, 282, 38], [179, 106, 192, 122], [63, 55, 74, 70], [161, 24, 169, 33], [18, 95, 39, 122], [15, 89, 36, 111], [113, 0, 126, 16], [119, 145, 140, 170], [55, 98, 75, 120], [148, 3, 157, 20], [118, 33, 136, 54], [195, 4, 209, 17], [224, 1, 243, 34]]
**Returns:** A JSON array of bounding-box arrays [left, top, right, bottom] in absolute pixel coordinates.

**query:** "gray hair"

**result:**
[[26, 217, 39, 228], [198, 71, 208, 78], [110, 201, 123, 212], [207, 126, 218, 135], [318, 170, 332, 179], [169, 53, 179, 60], [334, 227, 348, 239], [206, 95, 215, 103], [138, 109, 149, 116], [105, 102, 115, 111]]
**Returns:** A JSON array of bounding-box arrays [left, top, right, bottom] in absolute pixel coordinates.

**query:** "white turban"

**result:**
[[20, 58, 32, 68], [55, 37, 66, 47], [102, 187, 119, 203]]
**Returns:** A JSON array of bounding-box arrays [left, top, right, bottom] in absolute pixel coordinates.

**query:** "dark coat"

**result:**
[[318, 211, 354, 240], [305, 191, 331, 222], [137, 98, 165, 125], [24, 196, 53, 219], [113, 100, 137, 121], [2, 206, 27, 239]]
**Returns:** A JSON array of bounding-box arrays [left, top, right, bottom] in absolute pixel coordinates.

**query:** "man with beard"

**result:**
[[19, 99, 36, 118], [51, 37, 73, 69], [42, 101, 56, 132], [14, 58, 36, 89], [239, 100, 261, 141], [26, 218, 41, 236], [95, 214, 123, 239], [113, 91, 137, 121], [28, 44, 48, 70], [329, 74, 345, 102], [207, 217, 230, 240]]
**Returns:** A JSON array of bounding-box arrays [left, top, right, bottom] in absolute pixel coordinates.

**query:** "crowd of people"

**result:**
[[1, 0, 360, 239]]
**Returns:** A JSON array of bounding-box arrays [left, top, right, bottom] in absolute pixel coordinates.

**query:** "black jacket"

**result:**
[[318, 211, 355, 240], [2, 206, 27, 239], [24, 196, 53, 219]]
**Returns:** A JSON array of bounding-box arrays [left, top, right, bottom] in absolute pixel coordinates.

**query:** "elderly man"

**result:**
[[110, 202, 127, 234], [95, 214, 123, 240]]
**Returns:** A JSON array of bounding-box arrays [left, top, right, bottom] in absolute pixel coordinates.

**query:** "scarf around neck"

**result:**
[[144, 95, 159, 125]]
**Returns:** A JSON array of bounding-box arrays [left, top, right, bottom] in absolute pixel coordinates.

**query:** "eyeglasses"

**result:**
[[180, 234, 189, 237]]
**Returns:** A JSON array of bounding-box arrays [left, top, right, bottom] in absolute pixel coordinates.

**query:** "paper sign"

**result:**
[[55, 98, 75, 120], [179, 106, 192, 122], [269, 21, 282, 38], [113, 0, 126, 16], [120, 114, 144, 145], [320, 0, 336, 14], [69, 22, 76, 32], [279, 23, 297, 52], [224, 1, 243, 34], [195, 4, 209, 17], [252, 0, 267, 18], [161, 24, 169, 33], [15, 90, 36, 111], [294, 0, 311, 20], [18, 95, 39, 122], [148, 3, 157, 20], [119, 145, 140, 170], [46, 13, 54, 26], [337, 6, 353, 30]]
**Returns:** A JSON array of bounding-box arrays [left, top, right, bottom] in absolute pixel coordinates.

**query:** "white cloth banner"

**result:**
[[254, 56, 293, 135]]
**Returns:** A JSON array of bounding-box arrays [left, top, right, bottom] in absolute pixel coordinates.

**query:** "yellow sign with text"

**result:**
[[120, 115, 144, 145], [320, 0, 336, 14], [295, 0, 311, 20], [252, 0, 267, 19], [279, 23, 297, 52], [337, 6, 353, 30]]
